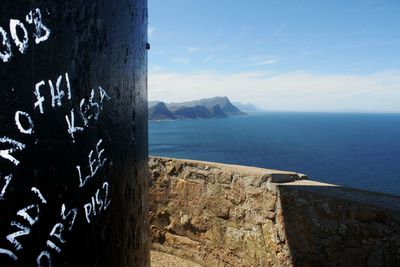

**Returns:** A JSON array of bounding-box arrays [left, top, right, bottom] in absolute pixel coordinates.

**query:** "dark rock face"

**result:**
[[149, 102, 176, 120], [220, 100, 246, 116], [210, 105, 228, 118], [0, 1, 149, 266], [173, 105, 211, 119], [148, 97, 245, 120]]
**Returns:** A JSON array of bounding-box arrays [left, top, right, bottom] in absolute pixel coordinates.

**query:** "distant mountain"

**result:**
[[232, 102, 265, 113], [148, 97, 245, 120], [169, 96, 246, 116]]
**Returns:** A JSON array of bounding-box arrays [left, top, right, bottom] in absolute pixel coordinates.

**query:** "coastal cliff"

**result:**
[[149, 157, 400, 267]]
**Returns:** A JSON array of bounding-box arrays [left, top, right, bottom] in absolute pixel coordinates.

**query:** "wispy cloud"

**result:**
[[347, 27, 369, 37], [148, 26, 155, 37], [336, 42, 387, 49], [149, 69, 400, 113], [271, 23, 287, 38], [188, 46, 200, 53], [201, 55, 214, 64], [172, 57, 189, 65], [251, 58, 279, 66], [251, 55, 279, 66], [207, 43, 227, 52], [216, 57, 241, 65]]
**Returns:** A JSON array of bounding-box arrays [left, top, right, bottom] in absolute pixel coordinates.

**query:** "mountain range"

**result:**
[[149, 97, 247, 120]]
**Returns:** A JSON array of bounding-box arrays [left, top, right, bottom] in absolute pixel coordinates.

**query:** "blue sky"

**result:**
[[148, 0, 400, 112]]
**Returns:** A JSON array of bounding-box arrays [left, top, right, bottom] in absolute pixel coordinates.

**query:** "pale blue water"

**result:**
[[149, 113, 400, 196]]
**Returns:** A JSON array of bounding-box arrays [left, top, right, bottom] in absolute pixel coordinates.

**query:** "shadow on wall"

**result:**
[[278, 183, 400, 267], [148, 157, 400, 267]]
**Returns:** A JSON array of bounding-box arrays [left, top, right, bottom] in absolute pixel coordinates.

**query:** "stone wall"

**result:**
[[149, 157, 400, 267]]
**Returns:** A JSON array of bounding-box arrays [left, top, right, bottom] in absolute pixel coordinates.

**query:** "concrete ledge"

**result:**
[[150, 156, 308, 182]]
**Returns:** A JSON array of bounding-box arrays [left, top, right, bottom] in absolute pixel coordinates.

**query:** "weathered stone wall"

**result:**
[[149, 157, 400, 267]]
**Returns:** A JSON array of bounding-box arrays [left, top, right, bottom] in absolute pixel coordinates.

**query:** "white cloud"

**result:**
[[149, 69, 400, 113], [171, 57, 189, 65], [188, 47, 200, 53], [148, 26, 155, 37]]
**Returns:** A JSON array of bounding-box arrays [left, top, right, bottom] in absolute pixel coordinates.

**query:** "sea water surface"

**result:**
[[149, 112, 400, 196]]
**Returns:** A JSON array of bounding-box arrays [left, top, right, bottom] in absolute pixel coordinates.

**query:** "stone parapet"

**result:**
[[149, 157, 400, 267]]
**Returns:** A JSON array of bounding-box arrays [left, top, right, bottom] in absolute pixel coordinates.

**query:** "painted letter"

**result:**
[[99, 86, 111, 109], [79, 98, 89, 127], [34, 80, 46, 114], [31, 187, 47, 204], [0, 26, 12, 62], [95, 189, 104, 211], [9, 19, 29, 54], [0, 137, 26, 166], [76, 165, 90, 188], [60, 204, 77, 231], [0, 248, 17, 261], [26, 8, 51, 44], [0, 174, 12, 200], [15, 111, 34, 134], [84, 203, 92, 223], [48, 75, 64, 107], [37, 250, 51, 267], [65, 109, 84, 142], [89, 89, 100, 120], [46, 240, 61, 253], [65, 73, 72, 100], [88, 150, 99, 177], [7, 221, 31, 251], [49, 223, 66, 244], [103, 182, 111, 210], [96, 139, 107, 167], [91, 197, 97, 216], [17, 204, 40, 226]]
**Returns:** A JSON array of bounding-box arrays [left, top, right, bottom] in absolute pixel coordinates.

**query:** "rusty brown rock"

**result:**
[[225, 179, 246, 205], [217, 170, 233, 184]]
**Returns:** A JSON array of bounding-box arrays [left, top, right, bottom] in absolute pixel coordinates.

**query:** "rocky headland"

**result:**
[[148, 96, 246, 120]]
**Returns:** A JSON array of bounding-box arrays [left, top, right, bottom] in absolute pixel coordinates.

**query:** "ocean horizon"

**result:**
[[149, 112, 400, 196]]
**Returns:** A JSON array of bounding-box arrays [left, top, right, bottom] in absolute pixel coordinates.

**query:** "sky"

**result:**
[[148, 0, 400, 112]]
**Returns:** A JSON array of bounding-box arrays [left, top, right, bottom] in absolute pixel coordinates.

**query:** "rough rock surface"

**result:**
[[149, 157, 400, 267]]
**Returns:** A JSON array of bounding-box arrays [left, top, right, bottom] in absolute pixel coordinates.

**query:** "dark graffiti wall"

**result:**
[[0, 1, 149, 266]]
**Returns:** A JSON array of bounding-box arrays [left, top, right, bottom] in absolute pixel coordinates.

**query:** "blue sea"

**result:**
[[149, 112, 400, 196]]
